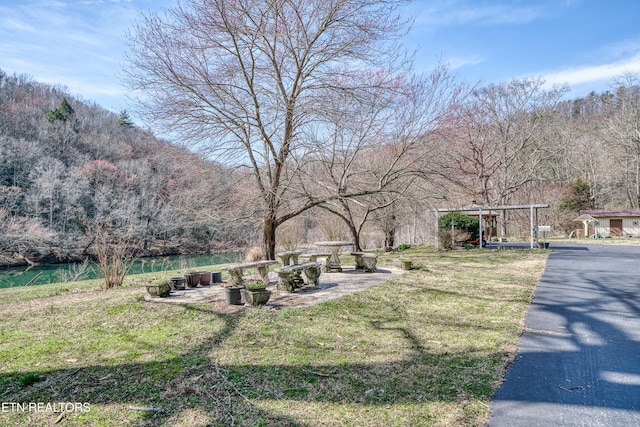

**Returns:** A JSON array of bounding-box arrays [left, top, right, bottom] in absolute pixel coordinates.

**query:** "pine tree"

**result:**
[[45, 97, 75, 123], [117, 110, 135, 127]]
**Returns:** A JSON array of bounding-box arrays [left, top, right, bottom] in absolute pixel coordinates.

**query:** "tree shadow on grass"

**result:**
[[9, 247, 637, 427], [1, 301, 507, 426]]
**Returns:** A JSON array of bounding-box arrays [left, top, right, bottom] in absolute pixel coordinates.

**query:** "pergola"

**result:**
[[436, 203, 550, 249]]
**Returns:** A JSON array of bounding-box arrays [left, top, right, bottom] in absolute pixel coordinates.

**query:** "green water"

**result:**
[[0, 253, 242, 289]]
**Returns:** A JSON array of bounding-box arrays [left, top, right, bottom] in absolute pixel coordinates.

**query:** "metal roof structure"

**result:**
[[579, 209, 640, 218], [436, 203, 550, 249], [437, 203, 549, 213]]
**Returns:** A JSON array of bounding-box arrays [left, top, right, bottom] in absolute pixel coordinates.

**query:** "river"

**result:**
[[0, 253, 243, 289]]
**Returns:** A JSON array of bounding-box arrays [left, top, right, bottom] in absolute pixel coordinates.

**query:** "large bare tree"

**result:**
[[605, 74, 640, 208], [123, 0, 414, 258], [449, 77, 567, 239], [296, 66, 464, 250]]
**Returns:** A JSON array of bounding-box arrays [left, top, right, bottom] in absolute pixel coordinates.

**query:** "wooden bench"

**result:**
[[275, 262, 322, 292], [221, 260, 278, 287], [351, 252, 378, 272]]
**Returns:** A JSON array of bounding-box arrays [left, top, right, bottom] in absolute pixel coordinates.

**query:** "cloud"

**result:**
[[445, 55, 485, 71], [541, 53, 640, 90], [0, 0, 142, 111]]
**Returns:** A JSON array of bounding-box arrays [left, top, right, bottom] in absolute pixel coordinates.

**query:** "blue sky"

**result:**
[[2, 0, 640, 117]]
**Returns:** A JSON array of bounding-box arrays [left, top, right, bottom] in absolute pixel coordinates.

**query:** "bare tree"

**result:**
[[304, 66, 466, 250], [448, 77, 568, 239], [123, 0, 414, 259], [85, 219, 141, 290], [604, 74, 640, 208], [0, 208, 54, 256], [28, 157, 65, 230]]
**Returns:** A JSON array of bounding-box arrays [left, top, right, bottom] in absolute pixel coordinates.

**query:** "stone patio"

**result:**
[[143, 266, 404, 310]]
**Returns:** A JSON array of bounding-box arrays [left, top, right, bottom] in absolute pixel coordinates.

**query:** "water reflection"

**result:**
[[0, 252, 242, 288]]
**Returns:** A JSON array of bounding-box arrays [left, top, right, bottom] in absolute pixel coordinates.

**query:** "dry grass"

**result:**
[[0, 247, 548, 426], [245, 246, 264, 262]]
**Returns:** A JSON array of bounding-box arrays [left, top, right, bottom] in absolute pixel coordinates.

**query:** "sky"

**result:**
[[2, 0, 640, 119]]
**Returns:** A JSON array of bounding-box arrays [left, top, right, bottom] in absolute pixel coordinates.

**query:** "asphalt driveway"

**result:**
[[488, 243, 640, 426]]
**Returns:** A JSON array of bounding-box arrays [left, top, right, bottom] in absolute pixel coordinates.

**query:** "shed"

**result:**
[[578, 210, 640, 238]]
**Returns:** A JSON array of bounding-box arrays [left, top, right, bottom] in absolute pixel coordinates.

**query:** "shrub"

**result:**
[[246, 281, 266, 291], [438, 212, 480, 237], [438, 212, 480, 249], [245, 246, 263, 262]]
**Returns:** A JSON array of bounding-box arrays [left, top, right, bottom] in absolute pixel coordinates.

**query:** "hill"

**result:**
[[0, 70, 252, 267]]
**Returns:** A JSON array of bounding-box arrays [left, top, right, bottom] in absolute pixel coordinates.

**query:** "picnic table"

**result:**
[[315, 241, 352, 272], [221, 260, 278, 287], [276, 250, 303, 266]]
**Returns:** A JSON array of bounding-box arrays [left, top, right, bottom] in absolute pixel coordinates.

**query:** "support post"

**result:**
[[451, 215, 455, 248], [530, 205, 534, 249], [479, 208, 484, 250], [434, 210, 440, 250]]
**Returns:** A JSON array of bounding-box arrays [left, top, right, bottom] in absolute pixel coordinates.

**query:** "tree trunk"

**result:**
[[384, 227, 395, 252], [262, 214, 277, 260], [347, 223, 362, 252]]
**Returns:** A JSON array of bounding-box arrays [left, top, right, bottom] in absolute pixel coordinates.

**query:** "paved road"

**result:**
[[488, 244, 640, 426]]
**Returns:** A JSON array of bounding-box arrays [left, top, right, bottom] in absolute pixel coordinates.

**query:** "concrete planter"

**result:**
[[241, 289, 272, 307], [145, 282, 172, 297]]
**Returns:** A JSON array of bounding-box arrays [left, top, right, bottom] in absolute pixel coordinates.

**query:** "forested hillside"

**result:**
[[0, 70, 254, 266], [2, 68, 640, 267], [450, 76, 640, 235]]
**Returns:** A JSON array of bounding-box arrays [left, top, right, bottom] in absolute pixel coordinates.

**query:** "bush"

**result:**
[[85, 220, 141, 290], [438, 212, 481, 249], [438, 212, 480, 237], [245, 246, 263, 262]]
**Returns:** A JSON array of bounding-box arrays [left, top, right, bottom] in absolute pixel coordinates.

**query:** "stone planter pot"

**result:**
[[169, 276, 186, 290], [211, 271, 222, 284], [401, 260, 412, 271], [145, 282, 172, 297], [241, 289, 272, 307], [225, 286, 243, 305], [198, 271, 212, 286], [185, 272, 201, 288]]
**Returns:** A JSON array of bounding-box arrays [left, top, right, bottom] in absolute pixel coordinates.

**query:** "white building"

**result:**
[[578, 210, 640, 238]]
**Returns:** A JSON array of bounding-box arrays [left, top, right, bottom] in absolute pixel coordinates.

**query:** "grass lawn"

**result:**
[[0, 247, 548, 426]]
